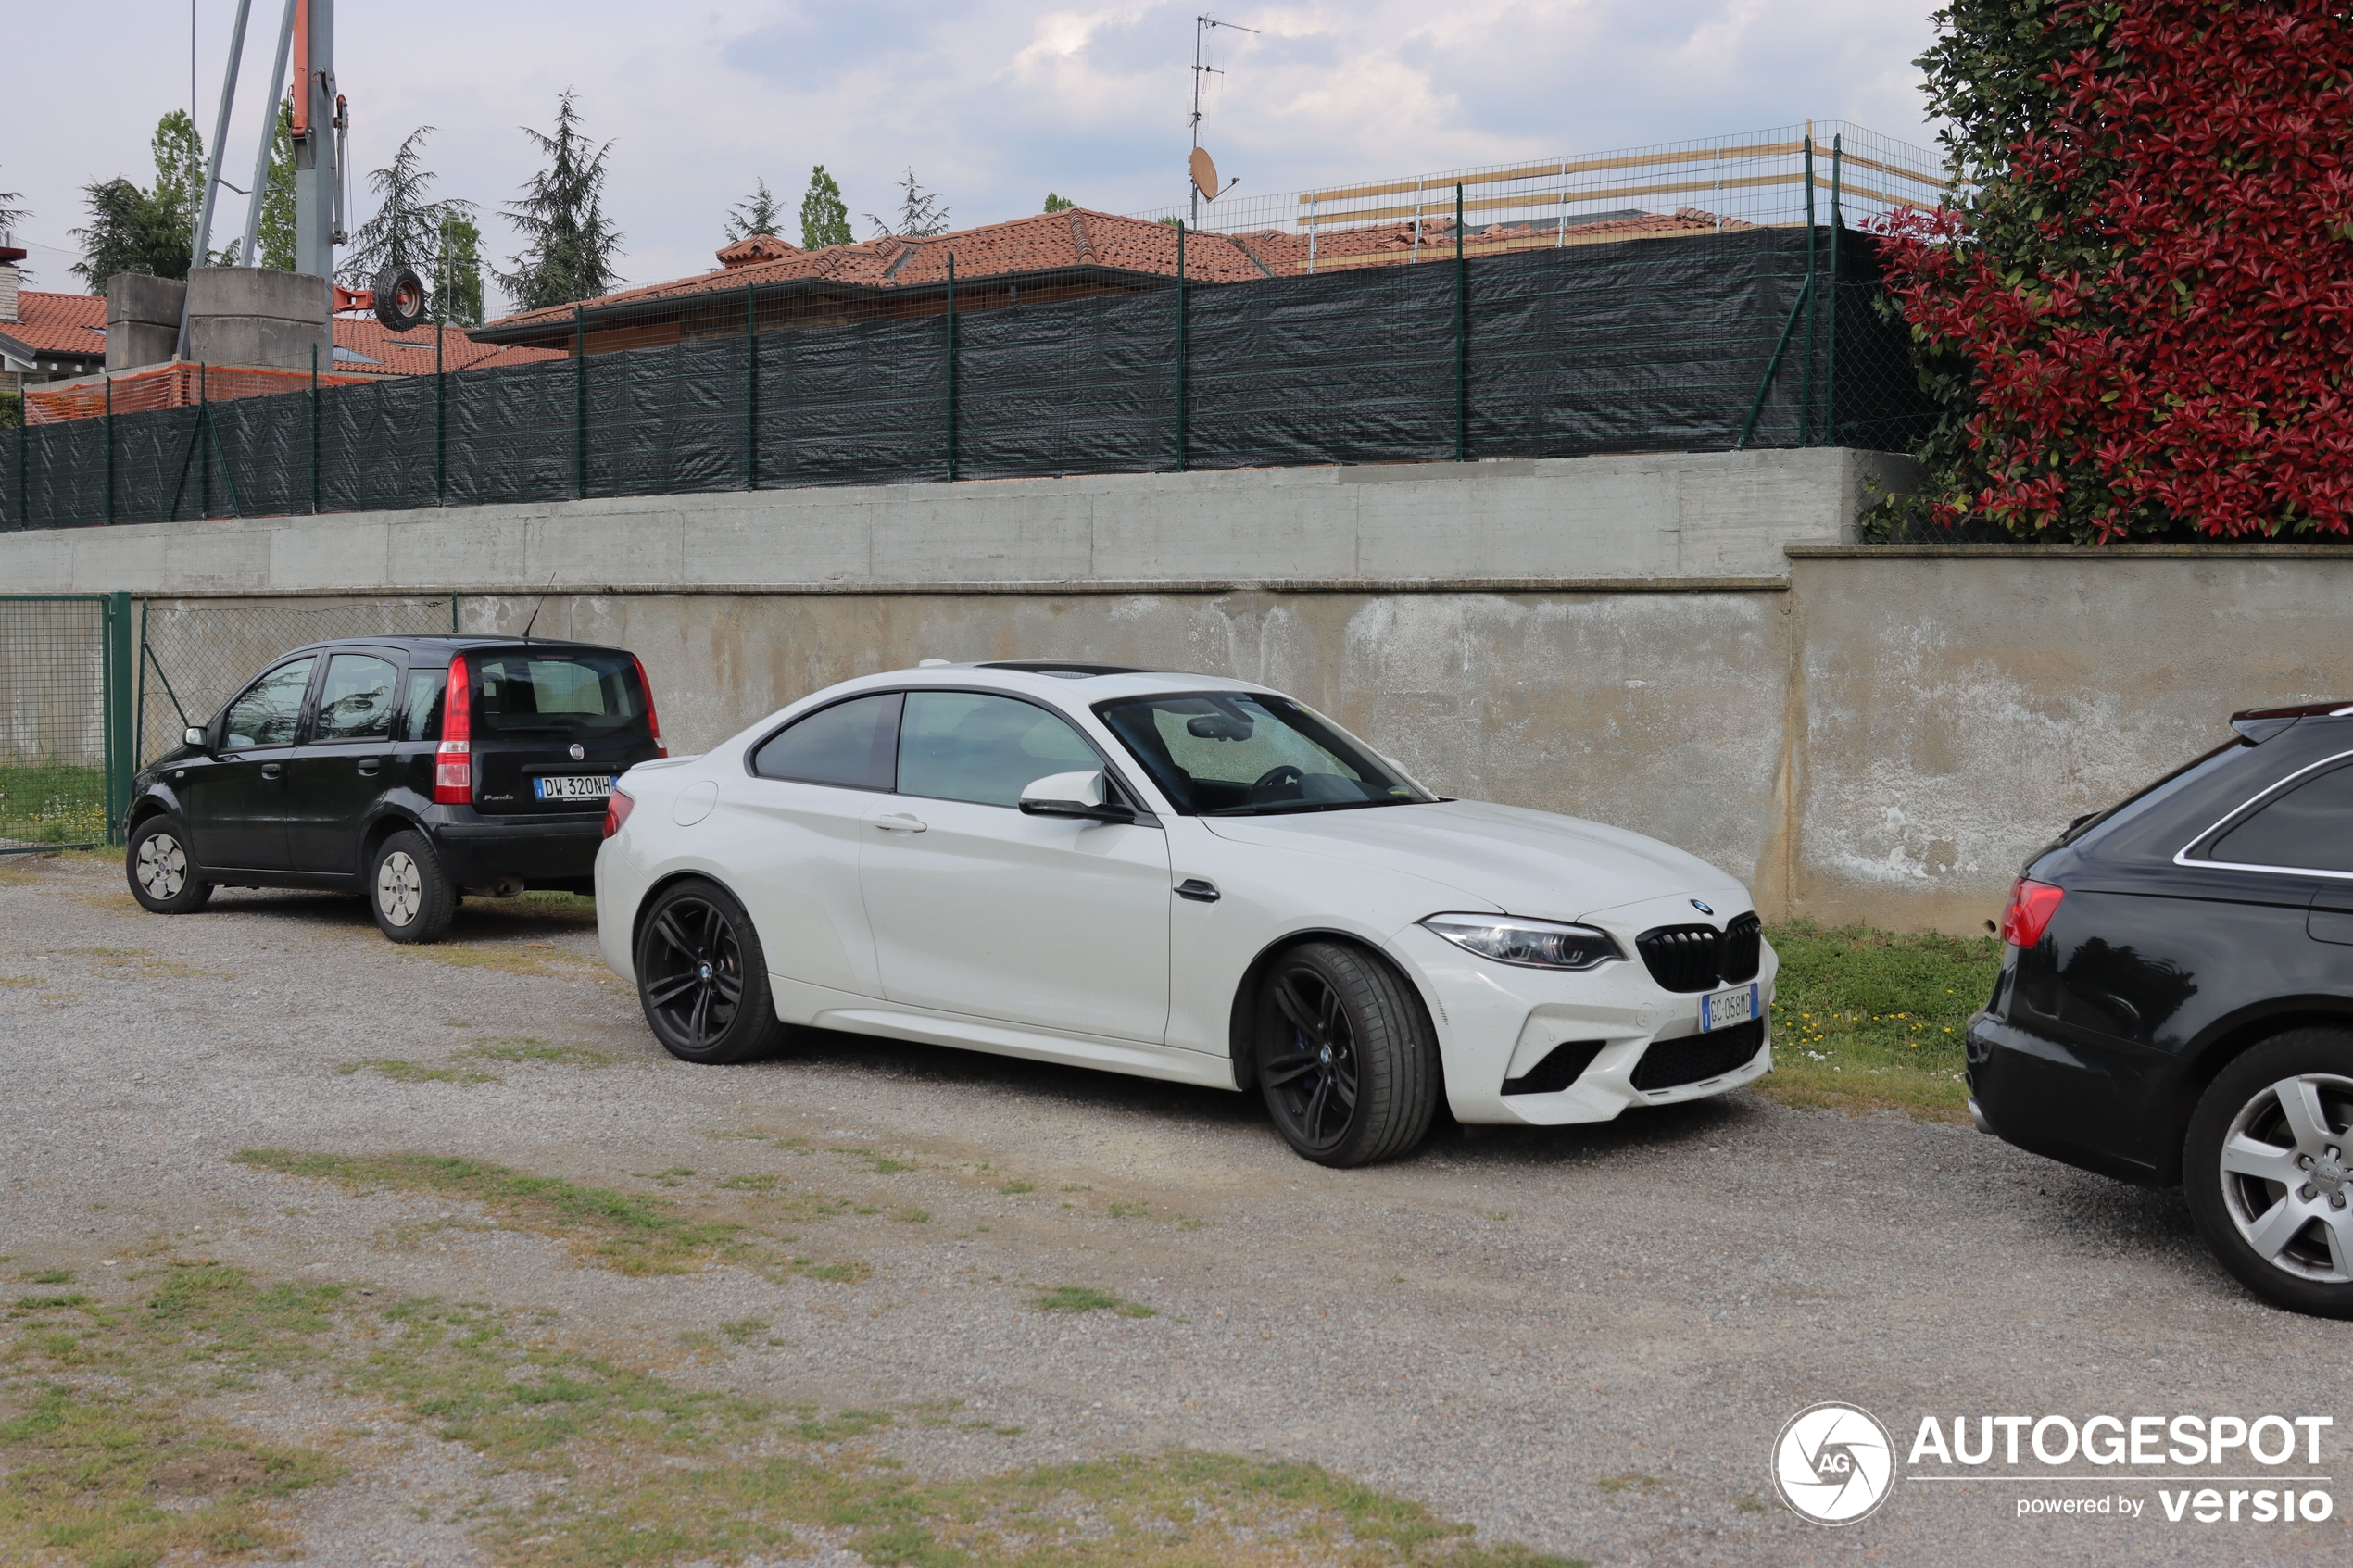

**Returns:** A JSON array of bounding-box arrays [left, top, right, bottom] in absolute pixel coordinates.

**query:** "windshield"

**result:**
[[470, 651, 647, 739], [1095, 692, 1432, 816]]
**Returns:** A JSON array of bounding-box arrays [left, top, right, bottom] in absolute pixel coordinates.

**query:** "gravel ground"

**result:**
[[2, 852, 2347, 1566]]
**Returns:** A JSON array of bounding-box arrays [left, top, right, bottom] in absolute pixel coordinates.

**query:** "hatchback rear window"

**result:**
[[470, 652, 646, 739]]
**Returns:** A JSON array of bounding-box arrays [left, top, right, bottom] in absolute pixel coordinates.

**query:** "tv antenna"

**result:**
[[1189, 13, 1255, 225]]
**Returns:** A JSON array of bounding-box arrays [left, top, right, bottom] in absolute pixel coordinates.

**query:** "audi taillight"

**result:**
[[633, 655, 666, 758], [602, 789, 635, 840], [434, 656, 472, 805], [1999, 877, 2065, 948]]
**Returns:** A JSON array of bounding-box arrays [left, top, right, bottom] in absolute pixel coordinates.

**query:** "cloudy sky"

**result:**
[[3, 0, 1944, 312]]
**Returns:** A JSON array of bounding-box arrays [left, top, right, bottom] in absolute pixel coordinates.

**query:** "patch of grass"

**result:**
[[407, 944, 611, 982], [233, 1149, 862, 1283], [998, 1180, 1036, 1195], [896, 1207, 931, 1223], [715, 1173, 779, 1194], [1757, 922, 2001, 1122], [719, 1319, 771, 1344], [830, 1147, 915, 1176], [19, 1270, 71, 1285], [2, 1260, 1583, 1568], [0, 761, 107, 846], [1593, 1473, 1663, 1493], [1106, 1202, 1147, 1219], [1031, 1286, 1155, 1319], [456, 1038, 614, 1069], [337, 1058, 502, 1086]]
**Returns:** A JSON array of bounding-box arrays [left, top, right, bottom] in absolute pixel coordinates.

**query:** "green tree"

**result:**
[[343, 125, 474, 304], [434, 211, 485, 326], [248, 97, 297, 270], [1042, 192, 1074, 213], [497, 90, 623, 311], [0, 173, 27, 284], [799, 165, 850, 250], [724, 177, 784, 242], [865, 168, 948, 239], [71, 109, 207, 288]]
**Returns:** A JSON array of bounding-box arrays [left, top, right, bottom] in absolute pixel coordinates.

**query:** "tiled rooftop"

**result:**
[[473, 202, 1750, 345], [2, 288, 562, 375]]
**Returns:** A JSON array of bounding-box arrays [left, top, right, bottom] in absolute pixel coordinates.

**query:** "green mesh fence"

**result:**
[[0, 595, 133, 851], [135, 596, 458, 768], [2, 223, 1933, 533]]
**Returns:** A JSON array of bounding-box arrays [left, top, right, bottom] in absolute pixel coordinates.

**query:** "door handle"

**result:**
[[874, 813, 928, 834], [1176, 878, 1220, 903], [357, 759, 381, 776], [259, 763, 283, 780]]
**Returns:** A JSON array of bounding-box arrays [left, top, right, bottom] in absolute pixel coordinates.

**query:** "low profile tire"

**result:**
[[125, 814, 211, 914], [1254, 940, 1440, 1167], [634, 878, 783, 1065], [2183, 1028, 2353, 1318], [369, 830, 456, 944]]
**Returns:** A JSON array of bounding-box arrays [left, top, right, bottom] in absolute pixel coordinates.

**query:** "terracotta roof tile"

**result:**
[[4, 290, 108, 360], [471, 203, 1754, 344]]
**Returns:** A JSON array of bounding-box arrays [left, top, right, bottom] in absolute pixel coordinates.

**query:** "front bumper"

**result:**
[[1392, 908, 1778, 1127]]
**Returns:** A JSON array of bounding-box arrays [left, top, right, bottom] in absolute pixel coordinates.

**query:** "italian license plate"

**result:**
[[1702, 984, 1758, 1032], [534, 774, 613, 802]]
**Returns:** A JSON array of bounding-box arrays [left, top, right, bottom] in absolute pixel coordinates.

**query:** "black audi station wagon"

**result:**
[[1967, 701, 2353, 1316], [124, 635, 663, 942]]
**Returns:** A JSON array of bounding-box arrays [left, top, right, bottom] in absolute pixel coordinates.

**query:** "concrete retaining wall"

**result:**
[[10, 455, 2351, 932], [0, 448, 1904, 594]]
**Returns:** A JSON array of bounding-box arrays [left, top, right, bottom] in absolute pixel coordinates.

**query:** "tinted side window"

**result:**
[[314, 653, 400, 742], [751, 692, 902, 790], [221, 658, 316, 750], [898, 691, 1098, 808], [2208, 759, 2353, 872], [399, 668, 445, 742]]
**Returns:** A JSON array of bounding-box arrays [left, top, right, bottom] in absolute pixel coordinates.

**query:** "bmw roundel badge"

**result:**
[[1690, 898, 1715, 915]]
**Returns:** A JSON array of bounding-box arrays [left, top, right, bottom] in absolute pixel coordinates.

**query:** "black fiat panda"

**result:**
[[123, 635, 663, 942]]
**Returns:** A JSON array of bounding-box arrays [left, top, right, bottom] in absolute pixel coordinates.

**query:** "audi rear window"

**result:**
[[470, 652, 646, 739]]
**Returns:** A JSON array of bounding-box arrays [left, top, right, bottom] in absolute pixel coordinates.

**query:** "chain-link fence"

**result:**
[[136, 596, 458, 767], [0, 595, 133, 852], [2, 162, 1937, 531]]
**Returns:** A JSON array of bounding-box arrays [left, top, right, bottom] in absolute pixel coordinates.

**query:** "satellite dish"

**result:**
[[1189, 147, 1221, 204]]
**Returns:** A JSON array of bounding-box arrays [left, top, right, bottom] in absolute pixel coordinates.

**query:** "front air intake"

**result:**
[[1501, 1039, 1608, 1096], [1629, 1020, 1765, 1091]]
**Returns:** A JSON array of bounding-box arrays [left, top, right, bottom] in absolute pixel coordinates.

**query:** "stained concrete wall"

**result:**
[[1771, 546, 2353, 931], [15, 458, 2352, 933], [0, 447, 1903, 595]]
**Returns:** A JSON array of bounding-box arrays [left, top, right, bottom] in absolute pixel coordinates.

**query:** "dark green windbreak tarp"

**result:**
[[2, 226, 1931, 532]]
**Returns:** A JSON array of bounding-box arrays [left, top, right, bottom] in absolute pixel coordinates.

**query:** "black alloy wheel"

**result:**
[[635, 879, 782, 1065], [125, 814, 212, 914], [1255, 941, 1440, 1167], [2185, 1027, 2353, 1319]]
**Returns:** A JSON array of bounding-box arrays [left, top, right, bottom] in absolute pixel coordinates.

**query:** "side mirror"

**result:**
[[183, 725, 209, 751], [1019, 770, 1135, 823]]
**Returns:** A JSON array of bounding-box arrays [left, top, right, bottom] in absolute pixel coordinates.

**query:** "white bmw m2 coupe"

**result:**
[[595, 661, 1777, 1166]]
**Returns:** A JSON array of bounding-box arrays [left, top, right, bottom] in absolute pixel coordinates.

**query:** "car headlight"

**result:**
[[1418, 913, 1622, 971]]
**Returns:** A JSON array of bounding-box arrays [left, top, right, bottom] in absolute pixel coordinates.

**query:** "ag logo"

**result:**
[[1772, 1401, 1894, 1525]]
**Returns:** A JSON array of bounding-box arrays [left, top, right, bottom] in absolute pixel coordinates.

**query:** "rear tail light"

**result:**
[[1999, 877, 2065, 948], [434, 656, 472, 805], [633, 655, 666, 758], [602, 789, 635, 840]]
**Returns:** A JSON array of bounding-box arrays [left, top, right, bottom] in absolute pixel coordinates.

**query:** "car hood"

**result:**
[[1198, 798, 1744, 922]]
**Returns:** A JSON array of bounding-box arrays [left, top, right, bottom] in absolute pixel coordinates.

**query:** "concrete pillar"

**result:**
[[185, 267, 332, 370], [106, 274, 189, 370]]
